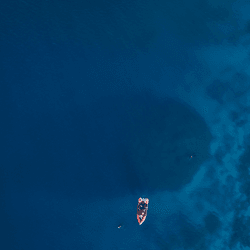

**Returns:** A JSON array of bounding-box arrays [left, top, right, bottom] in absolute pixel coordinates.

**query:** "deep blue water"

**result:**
[[1, 0, 250, 249]]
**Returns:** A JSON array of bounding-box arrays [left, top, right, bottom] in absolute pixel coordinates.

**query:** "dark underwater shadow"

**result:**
[[82, 91, 212, 198], [4, 91, 212, 204]]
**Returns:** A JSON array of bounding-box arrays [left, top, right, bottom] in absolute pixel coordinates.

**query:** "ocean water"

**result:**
[[1, 0, 250, 249]]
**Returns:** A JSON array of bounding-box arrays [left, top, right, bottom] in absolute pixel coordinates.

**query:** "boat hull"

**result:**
[[137, 197, 149, 225]]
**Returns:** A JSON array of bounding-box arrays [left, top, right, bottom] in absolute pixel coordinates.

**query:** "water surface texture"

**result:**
[[1, 0, 250, 249]]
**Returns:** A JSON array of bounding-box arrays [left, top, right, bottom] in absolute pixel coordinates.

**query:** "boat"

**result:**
[[137, 197, 149, 225]]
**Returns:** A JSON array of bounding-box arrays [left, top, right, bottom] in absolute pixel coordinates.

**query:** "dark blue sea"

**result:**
[[1, 0, 250, 249]]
